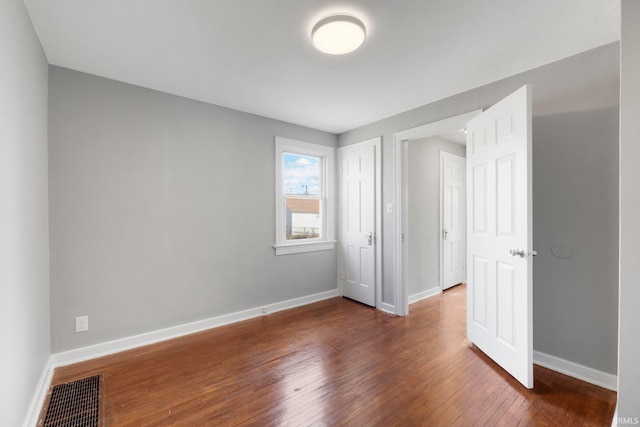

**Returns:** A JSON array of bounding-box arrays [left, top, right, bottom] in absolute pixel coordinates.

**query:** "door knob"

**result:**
[[368, 232, 373, 246], [443, 229, 449, 240], [509, 248, 525, 258]]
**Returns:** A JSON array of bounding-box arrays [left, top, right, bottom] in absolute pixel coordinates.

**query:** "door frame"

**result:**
[[337, 137, 383, 308], [439, 151, 467, 291], [392, 110, 481, 316]]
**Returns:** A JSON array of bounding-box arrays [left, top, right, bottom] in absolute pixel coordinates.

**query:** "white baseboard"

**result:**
[[533, 350, 617, 391], [51, 289, 338, 368], [24, 289, 338, 427], [23, 358, 53, 427], [26, 294, 617, 426], [379, 302, 396, 314], [409, 287, 442, 304]]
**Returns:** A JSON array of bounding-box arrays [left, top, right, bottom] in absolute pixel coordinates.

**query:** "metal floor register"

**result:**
[[41, 375, 101, 427]]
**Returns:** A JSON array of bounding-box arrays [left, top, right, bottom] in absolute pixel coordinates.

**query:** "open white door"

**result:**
[[441, 152, 466, 290], [339, 143, 376, 307], [466, 85, 533, 388]]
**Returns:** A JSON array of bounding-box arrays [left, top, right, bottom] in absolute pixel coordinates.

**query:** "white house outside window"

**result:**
[[274, 137, 335, 255]]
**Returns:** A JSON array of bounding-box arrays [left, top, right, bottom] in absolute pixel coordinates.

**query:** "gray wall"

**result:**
[[48, 67, 338, 352], [0, 0, 50, 426], [618, 0, 640, 418], [339, 43, 619, 375], [533, 108, 618, 374], [407, 136, 465, 297]]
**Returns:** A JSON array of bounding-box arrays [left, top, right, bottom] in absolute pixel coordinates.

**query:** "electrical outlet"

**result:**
[[75, 316, 88, 333], [262, 307, 268, 314]]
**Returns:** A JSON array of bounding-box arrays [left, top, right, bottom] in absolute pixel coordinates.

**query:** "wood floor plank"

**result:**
[[48, 284, 616, 426]]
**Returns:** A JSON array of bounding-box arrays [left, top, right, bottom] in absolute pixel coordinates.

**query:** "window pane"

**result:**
[[283, 153, 321, 196], [285, 197, 321, 240]]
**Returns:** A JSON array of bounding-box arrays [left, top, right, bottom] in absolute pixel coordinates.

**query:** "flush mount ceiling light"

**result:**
[[311, 15, 366, 55]]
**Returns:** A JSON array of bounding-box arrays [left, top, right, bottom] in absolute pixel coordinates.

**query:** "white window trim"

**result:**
[[274, 136, 336, 255]]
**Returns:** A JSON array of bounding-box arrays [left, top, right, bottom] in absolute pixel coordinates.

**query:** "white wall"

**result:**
[[407, 136, 465, 297], [0, 1, 50, 426], [48, 67, 338, 353], [617, 0, 640, 419]]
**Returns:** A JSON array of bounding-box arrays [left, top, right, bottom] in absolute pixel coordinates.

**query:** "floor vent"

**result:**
[[41, 375, 102, 427]]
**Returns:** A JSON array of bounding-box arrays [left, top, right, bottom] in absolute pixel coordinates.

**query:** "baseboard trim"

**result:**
[[379, 302, 396, 314], [409, 287, 442, 304], [533, 350, 617, 391], [26, 289, 338, 426], [28, 296, 617, 426], [23, 358, 53, 427], [51, 289, 338, 368]]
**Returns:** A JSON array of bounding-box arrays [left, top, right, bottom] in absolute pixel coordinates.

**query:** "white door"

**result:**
[[339, 144, 376, 307], [466, 85, 533, 388], [441, 152, 466, 290]]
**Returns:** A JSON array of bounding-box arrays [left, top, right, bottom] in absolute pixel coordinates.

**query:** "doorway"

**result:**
[[406, 136, 466, 305], [393, 86, 535, 389], [392, 110, 481, 316]]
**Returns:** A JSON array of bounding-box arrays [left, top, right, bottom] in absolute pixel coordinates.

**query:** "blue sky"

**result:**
[[284, 153, 320, 196]]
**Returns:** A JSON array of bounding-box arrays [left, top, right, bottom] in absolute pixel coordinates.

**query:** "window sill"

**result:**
[[273, 240, 337, 256]]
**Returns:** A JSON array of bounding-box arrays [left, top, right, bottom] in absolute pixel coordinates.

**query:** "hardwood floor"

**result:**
[[49, 285, 616, 426]]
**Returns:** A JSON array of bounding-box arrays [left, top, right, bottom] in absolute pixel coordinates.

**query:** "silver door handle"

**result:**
[[510, 248, 525, 258], [509, 249, 537, 257], [368, 232, 373, 246]]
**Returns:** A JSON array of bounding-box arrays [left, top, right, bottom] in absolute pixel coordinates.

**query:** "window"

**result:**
[[274, 137, 335, 255]]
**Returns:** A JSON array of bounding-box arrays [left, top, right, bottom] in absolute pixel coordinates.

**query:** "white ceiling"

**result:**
[[24, 0, 620, 134]]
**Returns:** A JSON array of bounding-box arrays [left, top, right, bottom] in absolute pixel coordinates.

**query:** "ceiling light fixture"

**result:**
[[311, 15, 366, 55]]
